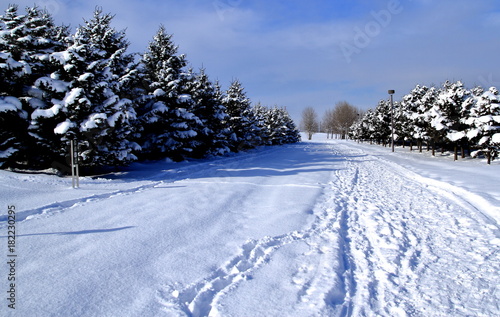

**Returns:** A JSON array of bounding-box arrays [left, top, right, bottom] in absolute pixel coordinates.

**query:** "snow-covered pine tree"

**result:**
[[416, 85, 440, 153], [275, 107, 300, 144], [466, 87, 500, 164], [433, 81, 473, 159], [350, 109, 373, 142], [136, 25, 200, 161], [398, 94, 417, 149], [30, 7, 139, 170], [0, 96, 27, 167], [252, 104, 300, 145], [0, 5, 68, 168], [0, 5, 28, 167], [372, 99, 392, 145], [401, 85, 427, 151], [188, 68, 231, 157], [222, 79, 262, 151], [0, 5, 28, 96], [253, 103, 271, 145], [366, 110, 376, 143]]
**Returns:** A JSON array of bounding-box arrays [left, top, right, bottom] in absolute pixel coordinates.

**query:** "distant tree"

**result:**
[[301, 107, 318, 140], [322, 109, 336, 139], [255, 105, 300, 145], [331, 101, 359, 139]]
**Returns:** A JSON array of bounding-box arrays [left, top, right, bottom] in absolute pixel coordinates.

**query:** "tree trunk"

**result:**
[[454, 144, 458, 161]]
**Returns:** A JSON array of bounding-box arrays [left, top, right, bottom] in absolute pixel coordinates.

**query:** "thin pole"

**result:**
[[391, 93, 394, 152], [388, 90, 395, 153], [70, 140, 75, 188], [75, 141, 79, 188]]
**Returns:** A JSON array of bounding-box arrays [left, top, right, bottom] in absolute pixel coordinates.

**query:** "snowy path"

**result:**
[[325, 143, 499, 316], [0, 137, 499, 317]]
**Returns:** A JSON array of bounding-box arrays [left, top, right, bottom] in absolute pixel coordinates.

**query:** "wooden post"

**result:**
[[70, 140, 79, 188]]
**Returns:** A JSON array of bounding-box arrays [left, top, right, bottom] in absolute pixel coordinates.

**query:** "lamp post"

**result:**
[[388, 90, 395, 152]]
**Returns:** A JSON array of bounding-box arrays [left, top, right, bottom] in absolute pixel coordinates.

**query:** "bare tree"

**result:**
[[322, 109, 336, 139], [301, 107, 318, 140], [332, 101, 359, 139]]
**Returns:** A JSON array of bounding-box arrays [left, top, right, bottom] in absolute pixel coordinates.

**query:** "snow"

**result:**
[[51, 51, 72, 64], [492, 133, 500, 144], [54, 119, 76, 135], [31, 104, 62, 120], [152, 101, 168, 113], [0, 96, 22, 113], [153, 88, 166, 97], [80, 113, 107, 130], [0, 147, 17, 159], [77, 72, 93, 81], [447, 131, 465, 142], [63, 88, 84, 106], [35, 77, 71, 93], [0, 134, 498, 317]]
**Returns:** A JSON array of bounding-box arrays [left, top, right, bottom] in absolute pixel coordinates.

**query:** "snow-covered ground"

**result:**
[[1, 134, 499, 317]]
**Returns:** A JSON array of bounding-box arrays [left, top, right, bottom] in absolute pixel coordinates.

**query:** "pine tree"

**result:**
[[0, 96, 27, 167], [222, 79, 262, 151], [30, 7, 139, 170], [372, 99, 392, 145], [401, 85, 428, 151], [188, 68, 231, 157], [136, 25, 200, 161], [0, 5, 68, 168], [0, 5, 28, 167], [432, 81, 472, 159], [253, 103, 271, 145], [466, 87, 500, 164], [280, 107, 300, 144], [252, 104, 299, 145]]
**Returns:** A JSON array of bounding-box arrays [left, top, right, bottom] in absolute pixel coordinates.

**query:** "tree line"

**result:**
[[349, 81, 500, 164], [300, 102, 360, 140], [0, 5, 300, 173]]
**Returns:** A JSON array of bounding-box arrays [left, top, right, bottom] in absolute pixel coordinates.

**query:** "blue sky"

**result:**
[[6, 0, 500, 123]]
